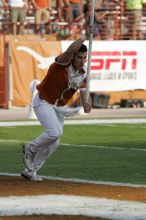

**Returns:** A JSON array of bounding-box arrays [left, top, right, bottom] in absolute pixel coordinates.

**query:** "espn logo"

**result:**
[[91, 51, 137, 70]]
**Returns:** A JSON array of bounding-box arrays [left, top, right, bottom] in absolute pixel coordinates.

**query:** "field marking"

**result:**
[[0, 118, 146, 127], [0, 139, 146, 152], [1, 172, 146, 189], [0, 139, 21, 143], [61, 143, 146, 152], [0, 194, 146, 219]]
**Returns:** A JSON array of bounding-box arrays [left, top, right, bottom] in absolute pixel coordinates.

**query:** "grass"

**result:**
[[0, 124, 146, 184]]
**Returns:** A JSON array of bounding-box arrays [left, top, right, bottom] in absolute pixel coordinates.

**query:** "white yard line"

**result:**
[[0, 139, 21, 143], [0, 118, 146, 127], [0, 194, 146, 220], [65, 118, 146, 124], [1, 172, 146, 189], [0, 139, 146, 152], [61, 143, 146, 152]]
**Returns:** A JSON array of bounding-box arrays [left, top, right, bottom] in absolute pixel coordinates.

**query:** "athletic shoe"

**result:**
[[23, 144, 36, 171], [21, 171, 43, 182]]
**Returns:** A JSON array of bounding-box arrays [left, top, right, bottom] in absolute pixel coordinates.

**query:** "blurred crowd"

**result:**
[[0, 0, 146, 40]]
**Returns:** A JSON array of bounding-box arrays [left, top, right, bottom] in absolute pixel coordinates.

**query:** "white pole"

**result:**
[[85, 0, 95, 103]]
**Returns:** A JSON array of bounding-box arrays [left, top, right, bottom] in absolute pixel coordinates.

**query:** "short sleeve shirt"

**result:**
[[9, 0, 25, 7], [126, 0, 146, 10], [36, 62, 86, 106]]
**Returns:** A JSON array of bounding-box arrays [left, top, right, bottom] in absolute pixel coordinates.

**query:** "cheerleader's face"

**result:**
[[72, 52, 87, 71]]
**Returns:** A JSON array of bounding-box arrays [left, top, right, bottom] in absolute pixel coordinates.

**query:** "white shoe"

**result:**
[[21, 171, 43, 182], [31, 175, 43, 181], [23, 144, 36, 171]]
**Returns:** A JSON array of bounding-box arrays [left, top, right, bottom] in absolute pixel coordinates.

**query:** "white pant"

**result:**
[[25, 93, 64, 176]]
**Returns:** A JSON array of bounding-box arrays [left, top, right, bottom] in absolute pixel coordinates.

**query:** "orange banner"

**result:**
[[10, 39, 61, 106]]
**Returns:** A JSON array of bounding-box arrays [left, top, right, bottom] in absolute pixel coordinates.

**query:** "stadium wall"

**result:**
[[0, 35, 146, 108]]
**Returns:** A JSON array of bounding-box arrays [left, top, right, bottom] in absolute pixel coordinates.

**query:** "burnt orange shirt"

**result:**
[[70, 0, 80, 3], [37, 62, 86, 106], [35, 0, 49, 8], [37, 63, 76, 105]]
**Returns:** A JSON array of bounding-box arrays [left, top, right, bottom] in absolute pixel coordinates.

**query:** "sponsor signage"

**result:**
[[62, 41, 146, 91]]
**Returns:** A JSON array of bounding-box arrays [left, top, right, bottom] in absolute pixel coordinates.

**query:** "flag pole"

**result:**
[[85, 0, 95, 103]]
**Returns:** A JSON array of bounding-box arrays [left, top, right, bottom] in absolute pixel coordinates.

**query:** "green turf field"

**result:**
[[0, 123, 146, 184]]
